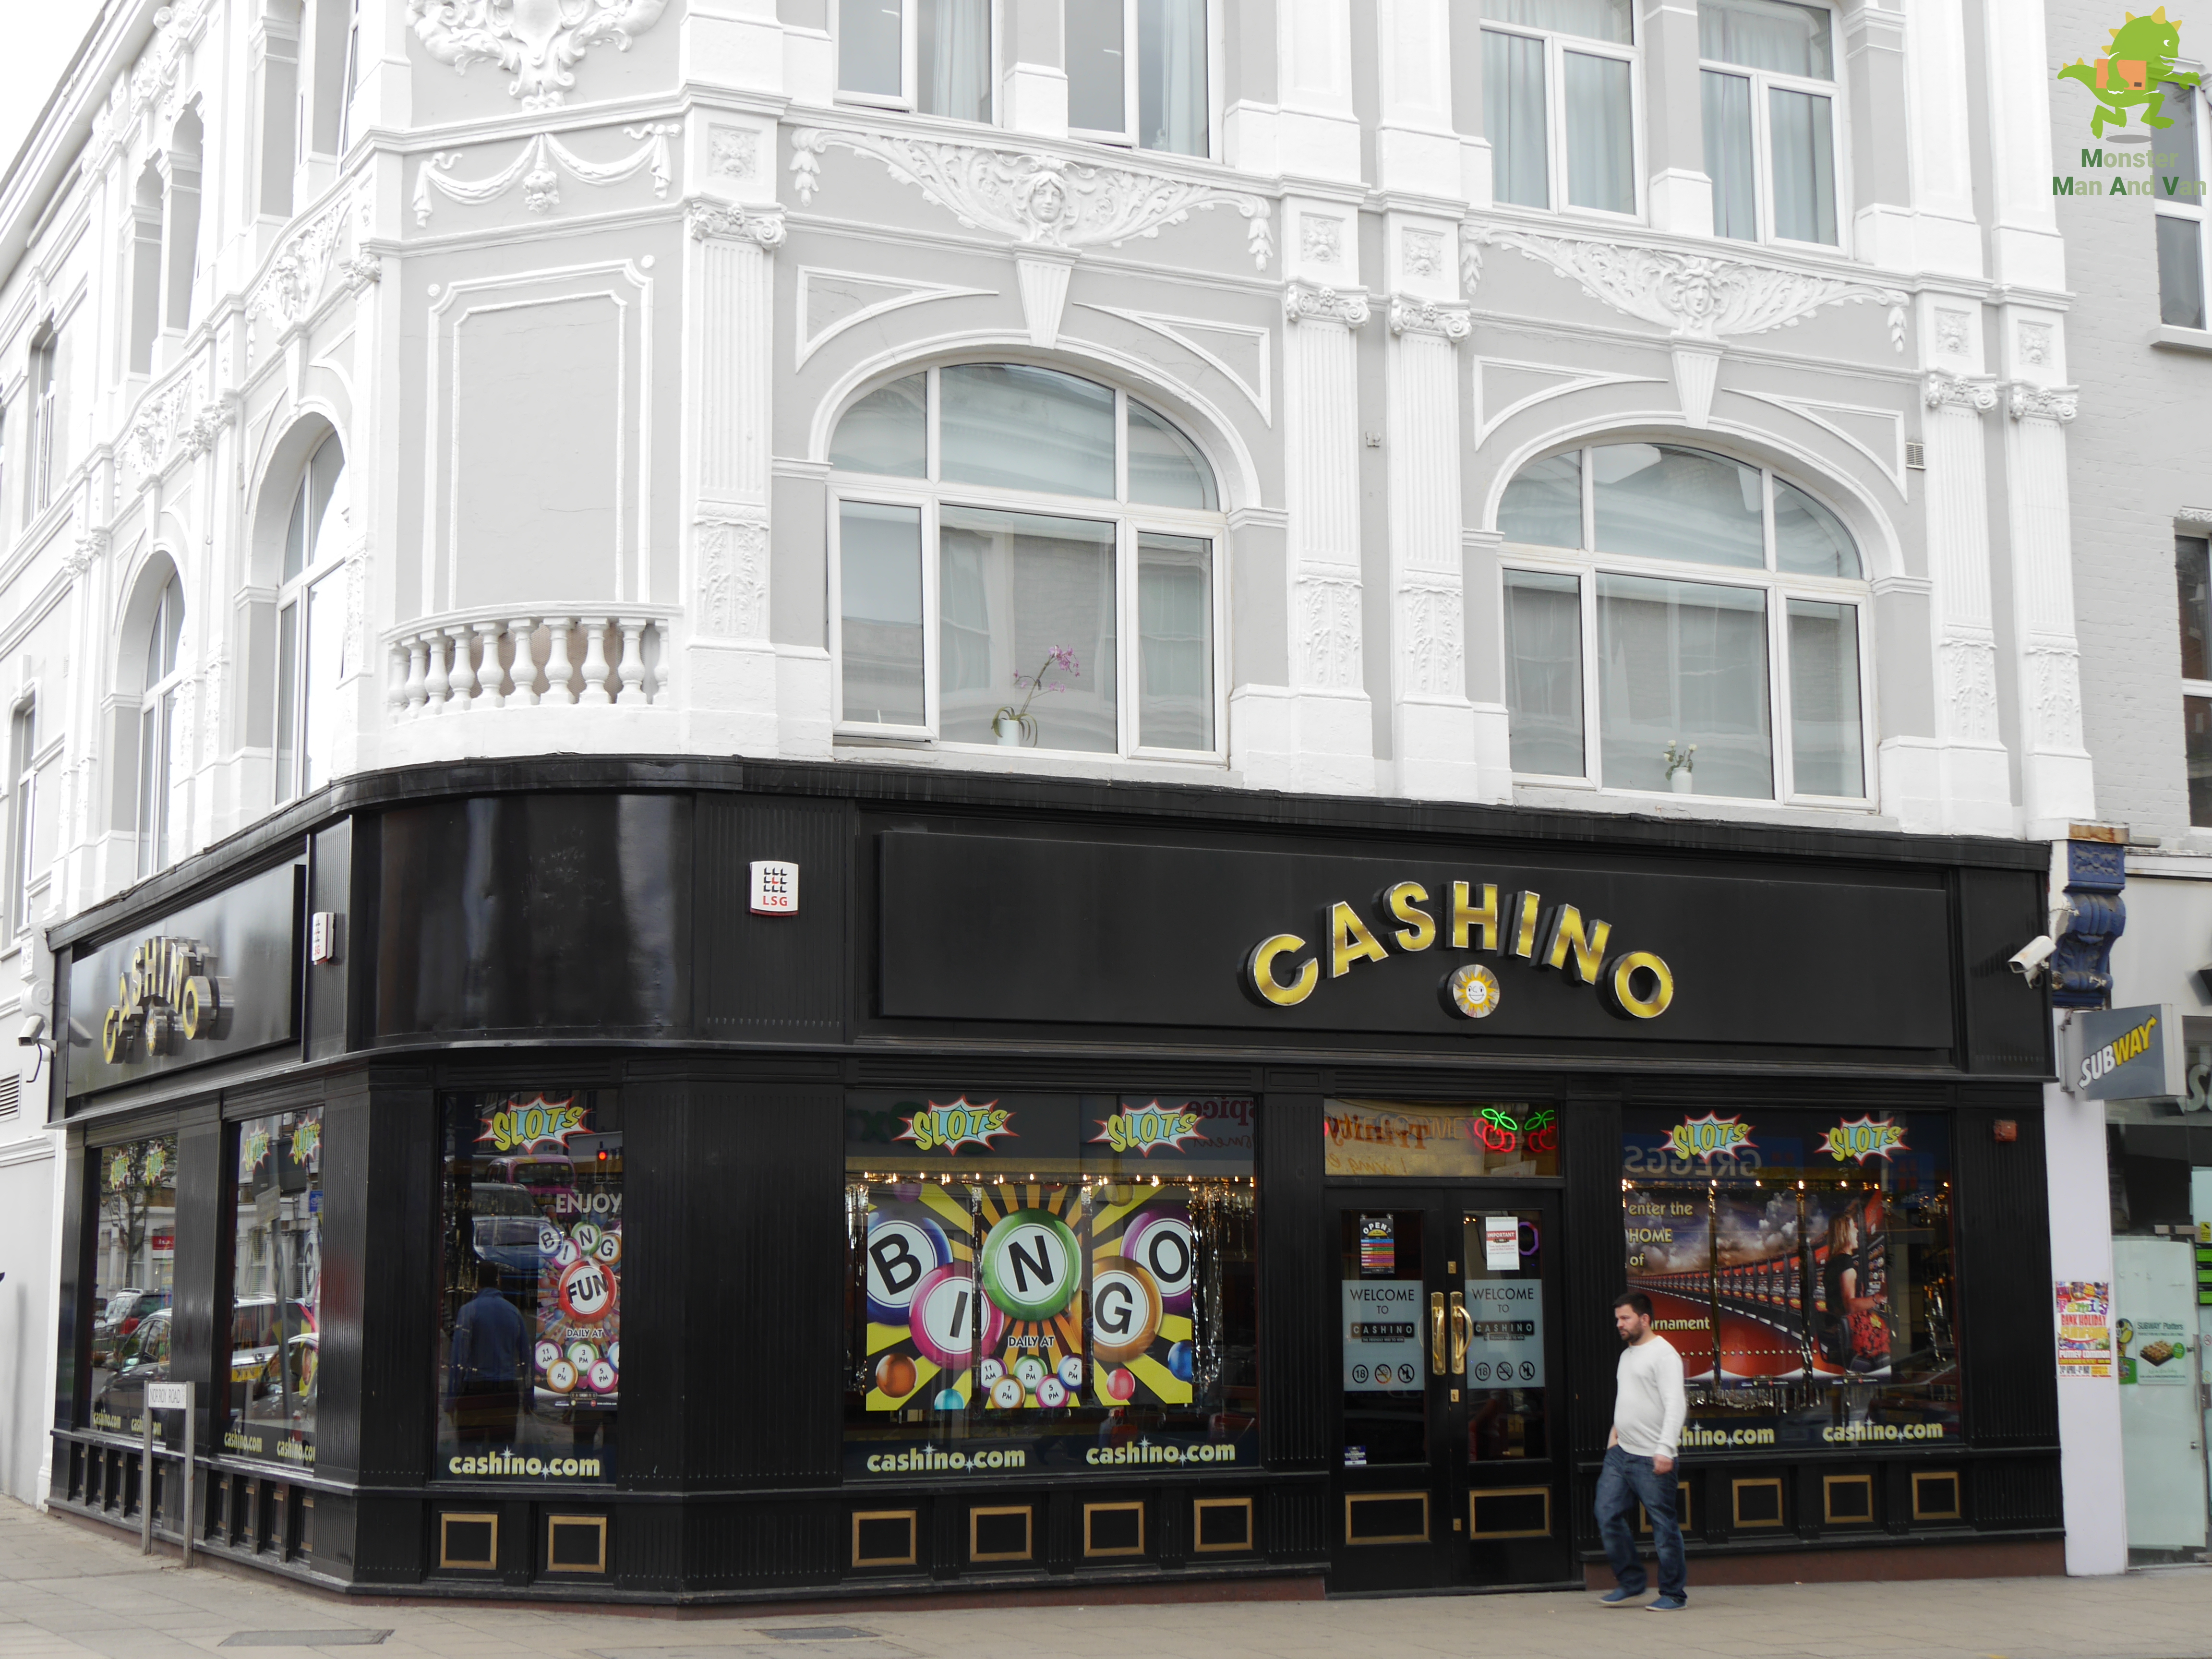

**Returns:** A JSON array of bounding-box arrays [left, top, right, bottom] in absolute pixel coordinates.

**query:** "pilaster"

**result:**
[[1374, 0, 1458, 199], [2005, 377, 2092, 829], [1919, 370, 2011, 835], [1277, 0, 1361, 182], [1639, 0, 1713, 237]]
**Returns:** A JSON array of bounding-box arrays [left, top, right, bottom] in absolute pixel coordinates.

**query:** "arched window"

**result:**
[[829, 363, 1224, 757], [137, 571, 185, 877], [1496, 441, 1867, 801], [274, 433, 348, 801]]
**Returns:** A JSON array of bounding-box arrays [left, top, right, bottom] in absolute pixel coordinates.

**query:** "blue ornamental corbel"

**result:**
[[2050, 839, 2125, 1010]]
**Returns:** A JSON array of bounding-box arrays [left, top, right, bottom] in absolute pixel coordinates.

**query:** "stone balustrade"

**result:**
[[385, 612, 675, 718]]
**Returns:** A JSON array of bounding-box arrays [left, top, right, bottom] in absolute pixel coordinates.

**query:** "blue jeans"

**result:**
[[1595, 1443, 1686, 1600]]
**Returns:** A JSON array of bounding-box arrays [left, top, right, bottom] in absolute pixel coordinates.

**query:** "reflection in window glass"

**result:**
[[1701, 70, 1756, 240], [843, 1093, 1257, 1476], [1593, 445, 1765, 568], [1324, 1099, 1561, 1178], [2178, 537, 2211, 681], [1773, 480, 1860, 577], [228, 1110, 323, 1467], [90, 1137, 178, 1441], [1138, 533, 1214, 751], [437, 1093, 623, 1481], [1498, 450, 1582, 548], [1464, 1208, 1546, 1459], [2188, 695, 2212, 827], [1138, 0, 1209, 155], [1484, 30, 1550, 209], [938, 506, 1118, 750], [1068, 0, 1128, 133], [1598, 574, 1772, 797], [837, 0, 902, 96], [840, 502, 926, 726], [1565, 51, 1635, 213], [830, 375, 927, 477], [1504, 570, 1585, 776], [1788, 600, 1862, 797], [918, 0, 992, 121], [1128, 401, 1219, 509], [1698, 0, 1831, 76], [1482, 0, 1632, 45], [941, 365, 1116, 499], [1769, 87, 1837, 244], [2160, 215, 2206, 330]]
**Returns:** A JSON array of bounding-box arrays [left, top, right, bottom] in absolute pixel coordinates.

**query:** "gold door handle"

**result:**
[[1430, 1292, 1446, 1374], [1450, 1291, 1469, 1375]]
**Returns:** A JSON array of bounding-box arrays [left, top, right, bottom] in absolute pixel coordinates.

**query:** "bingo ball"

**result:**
[[892, 1182, 922, 1202], [864, 1214, 951, 1326], [558, 1257, 616, 1322], [1037, 1376, 1068, 1408], [978, 1358, 1004, 1387], [1057, 1355, 1084, 1390], [1104, 1366, 1136, 1402], [571, 1221, 603, 1257], [587, 1359, 617, 1393], [1090, 1261, 1164, 1366], [1014, 1355, 1047, 1391], [547, 1359, 578, 1394], [989, 1375, 1024, 1409], [608, 1341, 619, 1370], [566, 1340, 598, 1369], [934, 1387, 965, 1410], [875, 1351, 918, 1399], [534, 1339, 561, 1372], [537, 1223, 563, 1257], [909, 1265, 1005, 1369], [594, 1230, 622, 1267], [1167, 1341, 1195, 1383], [1121, 1210, 1196, 1314], [555, 1237, 583, 1268], [978, 1209, 1082, 1322]]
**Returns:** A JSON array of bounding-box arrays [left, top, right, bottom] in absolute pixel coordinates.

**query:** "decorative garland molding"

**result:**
[[1924, 371, 2000, 412], [1467, 224, 1909, 352], [247, 197, 351, 329], [789, 127, 1274, 269], [1285, 285, 1371, 328], [61, 531, 106, 580], [406, 0, 669, 110], [2008, 382, 2080, 422], [412, 123, 680, 224], [1387, 298, 1471, 341], [686, 198, 786, 249]]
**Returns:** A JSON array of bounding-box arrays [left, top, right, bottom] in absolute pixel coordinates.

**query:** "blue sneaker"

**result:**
[[1599, 1588, 1647, 1605], [1647, 1596, 1687, 1611]]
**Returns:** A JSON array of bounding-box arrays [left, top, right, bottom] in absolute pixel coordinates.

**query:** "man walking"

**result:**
[[1595, 1289, 1687, 1611]]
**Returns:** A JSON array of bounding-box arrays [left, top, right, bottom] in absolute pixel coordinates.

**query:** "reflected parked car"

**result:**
[[92, 1289, 169, 1366], [469, 1181, 548, 1277], [91, 1307, 171, 1421]]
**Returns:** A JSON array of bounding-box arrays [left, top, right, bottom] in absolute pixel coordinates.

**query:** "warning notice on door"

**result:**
[[1464, 1279, 1544, 1387], [1343, 1282, 1422, 1391]]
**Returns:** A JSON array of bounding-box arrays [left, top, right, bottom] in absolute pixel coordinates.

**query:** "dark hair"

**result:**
[[1613, 1290, 1653, 1318], [477, 1259, 503, 1290]]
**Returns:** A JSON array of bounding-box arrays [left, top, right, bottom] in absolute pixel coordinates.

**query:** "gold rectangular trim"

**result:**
[[1191, 1495, 1254, 1553], [1822, 1473, 1875, 1527], [1468, 1485, 1551, 1540], [437, 1511, 499, 1571], [968, 1504, 1034, 1564], [1635, 1480, 1693, 1534], [1342, 1490, 1430, 1546], [850, 1508, 919, 1568], [544, 1513, 608, 1574], [1731, 1476, 1786, 1529], [1911, 1469, 1961, 1522], [1082, 1500, 1146, 1559]]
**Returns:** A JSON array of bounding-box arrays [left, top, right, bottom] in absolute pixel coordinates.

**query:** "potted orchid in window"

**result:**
[[994, 647, 1081, 746], [1663, 740, 1697, 794]]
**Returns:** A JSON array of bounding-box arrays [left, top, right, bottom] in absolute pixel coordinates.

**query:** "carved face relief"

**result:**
[[406, 0, 672, 110]]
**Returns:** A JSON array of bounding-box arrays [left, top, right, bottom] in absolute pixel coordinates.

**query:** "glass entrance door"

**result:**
[[1329, 1190, 1569, 1592]]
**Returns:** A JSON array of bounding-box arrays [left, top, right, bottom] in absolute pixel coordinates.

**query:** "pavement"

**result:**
[[1, 1503, 2211, 1659]]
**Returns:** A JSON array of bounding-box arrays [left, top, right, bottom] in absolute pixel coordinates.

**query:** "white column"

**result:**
[[1375, 0, 1458, 198], [2047, 1074, 2127, 1574], [2006, 370, 2092, 829], [1903, 0, 1982, 277], [1982, 0, 2066, 291], [1918, 372, 2012, 835], [1278, 0, 1362, 182]]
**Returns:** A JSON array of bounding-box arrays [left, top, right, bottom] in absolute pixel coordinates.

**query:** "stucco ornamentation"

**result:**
[[1469, 224, 1910, 351], [789, 128, 1274, 270], [1301, 217, 1344, 265], [1400, 584, 1464, 698], [698, 519, 768, 639], [127, 374, 201, 476], [1941, 637, 2000, 744], [177, 403, 228, 460], [1387, 298, 1470, 341], [248, 197, 351, 329], [405, 0, 669, 110], [412, 123, 679, 224], [1296, 576, 1363, 689], [2008, 382, 2079, 422], [61, 531, 106, 580], [2027, 644, 2085, 753], [2176, 506, 2212, 527], [1285, 285, 1371, 328], [686, 199, 786, 249], [1923, 372, 2000, 412], [2019, 321, 2054, 367], [1935, 309, 1971, 356], [1402, 229, 1444, 280], [129, 0, 212, 120]]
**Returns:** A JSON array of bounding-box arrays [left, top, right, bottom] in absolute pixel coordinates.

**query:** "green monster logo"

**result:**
[[2059, 8, 2197, 137]]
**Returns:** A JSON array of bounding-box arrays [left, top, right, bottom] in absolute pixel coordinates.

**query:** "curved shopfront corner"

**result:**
[[41, 760, 2064, 1600]]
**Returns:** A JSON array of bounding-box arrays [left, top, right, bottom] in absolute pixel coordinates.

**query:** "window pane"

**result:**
[[2160, 215, 2206, 329], [303, 573, 344, 793], [1504, 569, 1585, 775], [228, 1110, 323, 1469], [306, 435, 345, 567], [1482, 0, 1632, 45], [1069, 0, 1129, 134], [2160, 83, 2199, 198], [1702, 70, 1756, 240], [136, 704, 158, 878], [1128, 400, 1218, 508], [838, 0, 904, 95], [831, 375, 927, 478], [1139, 532, 1214, 751], [1787, 600, 1862, 797], [283, 476, 309, 584], [1773, 480, 1860, 577], [2191, 695, 2212, 826], [1598, 573, 1772, 797], [1564, 51, 1635, 213], [89, 1137, 178, 1443], [1138, 0, 1208, 154], [918, 0, 990, 120], [1698, 0, 1831, 77], [1769, 87, 1837, 244], [938, 505, 1118, 750], [1592, 444, 1765, 568], [275, 600, 300, 800], [941, 364, 1116, 498], [1499, 450, 1583, 547], [1484, 30, 1551, 209], [2179, 537, 2211, 681], [161, 690, 182, 869], [161, 577, 183, 676], [437, 1093, 623, 1481], [840, 502, 926, 726]]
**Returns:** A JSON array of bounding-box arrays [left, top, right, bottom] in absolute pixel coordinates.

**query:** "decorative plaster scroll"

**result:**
[[1924, 371, 2000, 412], [128, 0, 211, 120], [1402, 229, 1444, 280], [1296, 576, 1363, 690], [248, 197, 351, 329], [1941, 637, 2000, 745], [685, 198, 785, 248], [2027, 643, 2085, 753], [61, 530, 106, 580], [697, 519, 768, 639], [177, 403, 228, 460], [405, 0, 669, 110], [1285, 285, 1370, 328], [1935, 309, 1971, 356], [2176, 506, 2212, 527], [127, 373, 201, 476], [2008, 383, 2080, 422], [1387, 298, 1470, 341], [412, 123, 679, 224], [2020, 321, 2054, 367], [1399, 584, 1464, 698], [789, 128, 1274, 270], [337, 253, 383, 294], [1301, 217, 1345, 266], [1468, 224, 1909, 352]]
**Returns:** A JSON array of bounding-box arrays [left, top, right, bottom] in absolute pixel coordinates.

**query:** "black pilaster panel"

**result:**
[[1562, 1094, 1623, 1460], [695, 796, 849, 1042], [1259, 1090, 1328, 1470], [617, 1070, 693, 1488], [1958, 867, 2052, 1075], [169, 1104, 222, 1451], [1955, 1104, 2058, 1446], [52, 1133, 84, 1434]]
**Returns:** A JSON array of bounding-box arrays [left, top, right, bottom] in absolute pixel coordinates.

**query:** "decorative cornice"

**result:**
[[1923, 371, 2000, 412], [1285, 284, 1371, 328], [2008, 382, 2080, 422], [685, 198, 786, 250], [404, 0, 669, 110], [2177, 506, 2212, 527], [412, 123, 679, 225], [1387, 297, 1471, 341], [789, 128, 1274, 270], [1467, 223, 1908, 351]]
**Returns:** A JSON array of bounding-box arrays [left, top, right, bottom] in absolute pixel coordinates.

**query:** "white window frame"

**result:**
[[1698, 0, 1849, 253], [5, 696, 33, 946], [2180, 534, 2212, 825], [274, 434, 348, 804], [1500, 445, 1876, 809], [828, 364, 1229, 765], [1065, 0, 1222, 163], [831, 0, 998, 123], [2154, 78, 2211, 330], [137, 577, 187, 880], [1481, 10, 1646, 224], [24, 330, 57, 525]]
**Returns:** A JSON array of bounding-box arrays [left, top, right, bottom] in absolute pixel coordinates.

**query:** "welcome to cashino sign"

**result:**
[[2054, 8, 2207, 196]]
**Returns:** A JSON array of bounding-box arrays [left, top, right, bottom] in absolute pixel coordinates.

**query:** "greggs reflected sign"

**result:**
[[1243, 880, 1675, 1022]]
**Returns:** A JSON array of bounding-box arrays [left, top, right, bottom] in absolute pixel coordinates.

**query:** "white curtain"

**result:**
[[1139, 0, 1208, 155], [1786, 600, 1862, 797], [1768, 87, 1837, 244], [1482, 0, 1630, 46], [1701, 70, 1756, 241], [1564, 51, 1634, 213], [1484, 30, 1550, 209], [1697, 0, 1830, 77], [1598, 575, 1772, 799], [920, 0, 992, 121], [1504, 570, 1586, 777]]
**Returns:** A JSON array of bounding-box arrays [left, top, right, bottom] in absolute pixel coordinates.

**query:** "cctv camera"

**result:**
[[2009, 935, 2057, 983], [16, 1013, 44, 1045]]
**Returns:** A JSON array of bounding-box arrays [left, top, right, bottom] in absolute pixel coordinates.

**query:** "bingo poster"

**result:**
[[862, 1183, 1198, 1414], [532, 1211, 622, 1403]]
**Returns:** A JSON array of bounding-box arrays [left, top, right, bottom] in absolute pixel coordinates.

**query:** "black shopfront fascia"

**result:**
[[41, 757, 2063, 1601]]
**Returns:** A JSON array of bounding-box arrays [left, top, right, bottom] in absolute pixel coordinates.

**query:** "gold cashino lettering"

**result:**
[[101, 935, 230, 1064]]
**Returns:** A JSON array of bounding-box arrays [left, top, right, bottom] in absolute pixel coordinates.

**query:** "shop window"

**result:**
[[1620, 1108, 1958, 1449], [227, 1109, 323, 1469], [274, 432, 349, 803], [1482, 0, 1638, 216], [1323, 1099, 1560, 1178], [434, 1092, 623, 1482], [835, 0, 991, 123], [89, 1136, 178, 1440], [1699, 0, 1840, 246], [1500, 442, 1868, 803], [830, 365, 1224, 760], [2156, 82, 2209, 329], [1069, 0, 1211, 157], [843, 1092, 1257, 1477]]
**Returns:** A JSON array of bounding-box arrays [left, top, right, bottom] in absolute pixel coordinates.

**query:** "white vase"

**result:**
[[994, 714, 1024, 747], [1670, 769, 1694, 794]]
